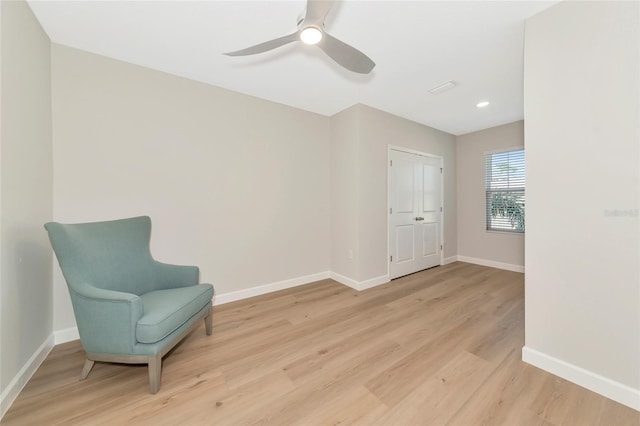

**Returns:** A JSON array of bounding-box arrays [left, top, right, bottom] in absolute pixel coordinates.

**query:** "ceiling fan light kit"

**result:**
[[300, 26, 323, 45], [224, 0, 375, 74]]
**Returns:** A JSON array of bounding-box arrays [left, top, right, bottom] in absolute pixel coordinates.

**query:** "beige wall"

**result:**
[[51, 44, 331, 330], [330, 105, 359, 279], [329, 105, 456, 284], [0, 0, 53, 404], [524, 0, 639, 406], [456, 121, 524, 269]]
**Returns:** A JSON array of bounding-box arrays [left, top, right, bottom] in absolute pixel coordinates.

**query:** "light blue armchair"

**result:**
[[44, 216, 214, 393]]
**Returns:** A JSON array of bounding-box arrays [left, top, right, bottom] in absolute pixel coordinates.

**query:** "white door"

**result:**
[[389, 149, 442, 279]]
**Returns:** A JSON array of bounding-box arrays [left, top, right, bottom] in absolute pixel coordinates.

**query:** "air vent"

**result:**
[[429, 81, 457, 95]]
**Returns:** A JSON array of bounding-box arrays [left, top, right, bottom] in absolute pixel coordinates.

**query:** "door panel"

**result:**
[[389, 149, 442, 279], [395, 159, 415, 213], [422, 222, 438, 256], [396, 225, 415, 262], [422, 164, 439, 213]]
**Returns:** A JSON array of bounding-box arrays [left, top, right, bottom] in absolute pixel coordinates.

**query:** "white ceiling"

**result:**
[[28, 0, 555, 135]]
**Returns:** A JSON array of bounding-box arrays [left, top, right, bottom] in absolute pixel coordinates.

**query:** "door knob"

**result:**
[[415, 217, 424, 221]]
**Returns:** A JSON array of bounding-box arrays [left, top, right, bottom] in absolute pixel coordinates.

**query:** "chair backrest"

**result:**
[[45, 216, 157, 295]]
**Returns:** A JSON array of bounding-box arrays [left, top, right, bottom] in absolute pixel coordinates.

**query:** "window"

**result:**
[[485, 148, 525, 233]]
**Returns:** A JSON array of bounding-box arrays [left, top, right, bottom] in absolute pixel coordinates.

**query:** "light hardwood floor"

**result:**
[[3, 262, 638, 425]]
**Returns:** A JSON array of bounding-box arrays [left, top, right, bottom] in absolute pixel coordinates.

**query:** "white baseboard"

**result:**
[[55, 327, 80, 344], [522, 346, 640, 411], [456, 255, 524, 273], [213, 271, 331, 305], [330, 272, 390, 291], [443, 255, 458, 265], [358, 274, 390, 290], [329, 272, 359, 290], [0, 335, 54, 420]]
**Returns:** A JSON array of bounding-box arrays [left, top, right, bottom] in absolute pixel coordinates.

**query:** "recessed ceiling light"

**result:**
[[300, 27, 323, 45], [476, 101, 490, 108]]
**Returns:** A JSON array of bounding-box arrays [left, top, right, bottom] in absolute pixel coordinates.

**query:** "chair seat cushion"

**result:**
[[137, 284, 213, 344]]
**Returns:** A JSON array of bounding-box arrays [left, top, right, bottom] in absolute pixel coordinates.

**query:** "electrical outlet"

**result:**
[[347, 249, 353, 260]]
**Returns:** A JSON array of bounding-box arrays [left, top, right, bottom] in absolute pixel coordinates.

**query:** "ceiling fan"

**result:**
[[223, 0, 375, 74]]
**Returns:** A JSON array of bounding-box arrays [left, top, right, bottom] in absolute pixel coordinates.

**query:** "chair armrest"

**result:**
[[69, 285, 143, 355], [151, 261, 200, 289]]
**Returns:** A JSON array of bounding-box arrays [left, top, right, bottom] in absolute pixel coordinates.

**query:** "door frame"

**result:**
[[387, 145, 445, 278]]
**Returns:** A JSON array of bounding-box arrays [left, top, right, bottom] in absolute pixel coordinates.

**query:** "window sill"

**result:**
[[486, 230, 525, 236]]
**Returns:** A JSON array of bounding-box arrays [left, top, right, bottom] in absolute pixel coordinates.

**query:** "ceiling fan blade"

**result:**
[[224, 32, 299, 56], [317, 33, 376, 74], [304, 0, 335, 24]]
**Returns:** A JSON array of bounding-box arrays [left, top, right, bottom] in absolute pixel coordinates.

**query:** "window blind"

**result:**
[[485, 149, 525, 232]]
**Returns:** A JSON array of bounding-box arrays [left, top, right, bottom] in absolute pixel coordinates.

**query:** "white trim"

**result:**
[[522, 346, 640, 411], [456, 255, 524, 273], [358, 274, 390, 290], [389, 145, 443, 159], [330, 272, 390, 291], [485, 229, 526, 236], [484, 147, 525, 234], [443, 255, 458, 265], [54, 327, 80, 344], [0, 335, 55, 421], [484, 145, 525, 156], [329, 272, 360, 290], [212, 271, 331, 305]]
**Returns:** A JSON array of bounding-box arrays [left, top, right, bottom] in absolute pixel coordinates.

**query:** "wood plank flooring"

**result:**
[[3, 262, 638, 425]]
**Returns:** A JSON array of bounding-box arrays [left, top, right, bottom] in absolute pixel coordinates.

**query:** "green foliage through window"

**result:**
[[489, 192, 525, 231]]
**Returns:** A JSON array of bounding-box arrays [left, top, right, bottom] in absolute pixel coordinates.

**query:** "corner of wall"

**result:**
[[0, 335, 54, 420], [1, 0, 54, 419]]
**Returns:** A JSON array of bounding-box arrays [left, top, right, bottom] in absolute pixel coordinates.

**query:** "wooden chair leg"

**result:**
[[148, 355, 162, 394], [80, 359, 95, 380], [205, 311, 212, 336]]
